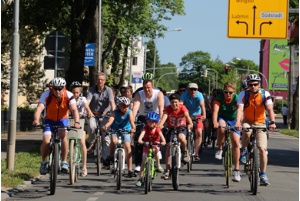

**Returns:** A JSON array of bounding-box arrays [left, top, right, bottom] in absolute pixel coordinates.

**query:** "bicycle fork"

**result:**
[[114, 148, 125, 171], [170, 145, 181, 169]]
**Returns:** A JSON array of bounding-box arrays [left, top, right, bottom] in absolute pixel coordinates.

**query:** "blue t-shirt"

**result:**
[[180, 91, 204, 116], [110, 109, 132, 130]]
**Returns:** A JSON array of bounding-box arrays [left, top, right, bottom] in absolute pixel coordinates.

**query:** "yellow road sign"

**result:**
[[227, 0, 289, 39]]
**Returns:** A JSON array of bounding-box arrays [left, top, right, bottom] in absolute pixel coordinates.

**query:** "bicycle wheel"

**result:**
[[49, 143, 59, 195], [251, 147, 259, 195], [226, 146, 233, 188], [96, 136, 102, 176], [116, 150, 123, 190], [75, 144, 81, 182], [144, 160, 151, 194], [223, 145, 229, 188], [171, 150, 179, 190], [187, 133, 193, 172], [69, 140, 76, 185]]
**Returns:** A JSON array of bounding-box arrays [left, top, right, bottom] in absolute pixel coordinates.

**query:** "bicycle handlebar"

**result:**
[[33, 125, 80, 131]]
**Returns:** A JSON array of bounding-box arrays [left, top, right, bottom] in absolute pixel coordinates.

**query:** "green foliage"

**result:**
[[1, 150, 41, 188], [279, 129, 299, 138], [274, 99, 288, 113]]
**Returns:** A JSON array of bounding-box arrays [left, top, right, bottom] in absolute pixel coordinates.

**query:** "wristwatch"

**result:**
[[269, 121, 275, 125]]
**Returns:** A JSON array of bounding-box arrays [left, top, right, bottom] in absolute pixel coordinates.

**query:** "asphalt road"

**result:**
[[3, 130, 298, 201]]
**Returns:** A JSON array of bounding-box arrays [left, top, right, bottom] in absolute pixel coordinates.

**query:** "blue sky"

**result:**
[[156, 0, 261, 67]]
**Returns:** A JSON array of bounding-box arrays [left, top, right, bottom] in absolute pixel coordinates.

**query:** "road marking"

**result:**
[[86, 197, 98, 201], [94, 192, 104, 195]]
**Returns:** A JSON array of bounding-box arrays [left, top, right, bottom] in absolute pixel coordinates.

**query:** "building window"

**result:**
[[132, 57, 138, 65]]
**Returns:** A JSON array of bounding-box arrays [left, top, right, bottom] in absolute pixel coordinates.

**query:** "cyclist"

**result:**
[[69, 81, 93, 177], [158, 93, 193, 180], [212, 82, 241, 182], [176, 83, 187, 96], [86, 72, 116, 166], [132, 76, 164, 172], [102, 96, 136, 177], [235, 74, 276, 186], [135, 111, 166, 186], [32, 77, 81, 175], [180, 83, 206, 161]]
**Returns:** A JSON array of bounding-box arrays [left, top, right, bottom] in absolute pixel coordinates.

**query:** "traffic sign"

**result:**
[[84, 43, 95, 66], [132, 77, 142, 84], [227, 0, 288, 39]]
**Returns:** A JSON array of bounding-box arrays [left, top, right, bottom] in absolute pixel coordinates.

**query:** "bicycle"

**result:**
[[87, 114, 109, 176], [68, 119, 84, 185], [106, 128, 130, 190], [142, 141, 161, 194], [168, 126, 184, 191], [219, 125, 233, 188], [186, 129, 194, 172], [243, 126, 267, 195], [36, 125, 77, 195]]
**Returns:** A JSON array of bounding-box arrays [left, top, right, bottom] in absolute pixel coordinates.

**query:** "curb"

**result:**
[[1, 176, 43, 201]]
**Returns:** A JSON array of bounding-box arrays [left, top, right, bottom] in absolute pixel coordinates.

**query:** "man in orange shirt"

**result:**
[[33, 77, 81, 175], [235, 74, 276, 186]]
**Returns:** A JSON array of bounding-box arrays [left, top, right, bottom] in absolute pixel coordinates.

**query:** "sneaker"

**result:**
[[40, 162, 48, 175], [193, 155, 200, 162], [134, 165, 141, 172], [161, 171, 170, 180], [239, 149, 247, 164], [61, 161, 69, 173], [182, 151, 190, 163], [135, 178, 144, 187], [215, 150, 223, 160], [232, 170, 241, 182], [157, 165, 164, 173], [260, 175, 270, 186], [128, 170, 136, 178]]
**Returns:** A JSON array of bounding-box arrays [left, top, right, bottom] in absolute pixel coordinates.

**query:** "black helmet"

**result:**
[[70, 81, 82, 88]]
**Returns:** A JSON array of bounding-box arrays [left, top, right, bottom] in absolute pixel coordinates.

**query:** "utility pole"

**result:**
[[98, 0, 102, 72], [7, 0, 20, 170]]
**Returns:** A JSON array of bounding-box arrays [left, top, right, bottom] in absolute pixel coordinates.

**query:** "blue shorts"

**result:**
[[218, 117, 241, 136], [111, 133, 131, 142], [43, 118, 69, 136]]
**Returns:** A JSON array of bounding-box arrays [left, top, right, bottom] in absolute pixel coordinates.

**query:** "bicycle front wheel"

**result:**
[[144, 160, 151, 194], [251, 147, 259, 195], [116, 150, 123, 190], [187, 134, 194, 172], [171, 150, 179, 190], [224, 146, 232, 188], [96, 136, 102, 176], [50, 143, 59, 195], [69, 139, 76, 185]]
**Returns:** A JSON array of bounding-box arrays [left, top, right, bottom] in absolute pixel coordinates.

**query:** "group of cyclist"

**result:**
[[32, 71, 276, 187]]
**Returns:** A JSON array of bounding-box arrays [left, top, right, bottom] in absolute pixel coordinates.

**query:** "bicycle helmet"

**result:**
[[70, 81, 82, 88], [242, 79, 248, 89], [52, 77, 66, 87], [116, 96, 131, 106], [247, 74, 261, 82], [146, 111, 160, 122], [142, 72, 154, 80]]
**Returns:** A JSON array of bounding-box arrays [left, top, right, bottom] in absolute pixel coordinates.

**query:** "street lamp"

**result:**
[[153, 28, 182, 80], [203, 65, 218, 88]]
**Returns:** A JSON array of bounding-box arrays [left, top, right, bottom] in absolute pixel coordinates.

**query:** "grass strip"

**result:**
[[279, 129, 299, 138]]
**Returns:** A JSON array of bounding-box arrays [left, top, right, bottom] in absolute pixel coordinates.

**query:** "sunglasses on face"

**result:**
[[249, 83, 259, 87], [189, 88, 197, 91], [223, 90, 234, 95], [53, 86, 64, 91], [179, 89, 185, 92]]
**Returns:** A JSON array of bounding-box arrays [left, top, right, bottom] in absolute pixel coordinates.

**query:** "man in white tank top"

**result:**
[[132, 79, 164, 172]]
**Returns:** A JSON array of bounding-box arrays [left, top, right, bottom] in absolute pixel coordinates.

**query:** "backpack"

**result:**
[[46, 89, 71, 108], [244, 89, 267, 108]]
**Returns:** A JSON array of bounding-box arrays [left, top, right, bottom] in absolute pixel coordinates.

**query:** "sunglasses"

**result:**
[[249, 83, 259, 87], [53, 86, 64, 91], [189, 88, 197, 91], [223, 90, 234, 95], [179, 89, 185, 92]]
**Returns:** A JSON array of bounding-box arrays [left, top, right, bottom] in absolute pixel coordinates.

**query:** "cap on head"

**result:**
[[188, 83, 198, 89]]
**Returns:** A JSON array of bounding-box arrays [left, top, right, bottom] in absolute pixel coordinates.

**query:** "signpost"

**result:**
[[227, 0, 288, 39], [84, 43, 95, 66]]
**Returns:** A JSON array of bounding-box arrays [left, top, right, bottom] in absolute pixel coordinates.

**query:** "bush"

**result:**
[[274, 100, 288, 114]]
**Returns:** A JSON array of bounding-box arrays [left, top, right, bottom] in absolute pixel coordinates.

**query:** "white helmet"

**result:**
[[117, 96, 131, 106], [247, 74, 261, 82], [52, 77, 66, 87]]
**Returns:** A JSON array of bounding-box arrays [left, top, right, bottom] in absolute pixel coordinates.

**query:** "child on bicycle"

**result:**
[[102, 96, 136, 177], [135, 111, 166, 187], [157, 93, 193, 180], [70, 81, 94, 177]]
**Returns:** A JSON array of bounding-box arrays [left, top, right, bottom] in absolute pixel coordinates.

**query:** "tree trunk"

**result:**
[[291, 76, 299, 129]]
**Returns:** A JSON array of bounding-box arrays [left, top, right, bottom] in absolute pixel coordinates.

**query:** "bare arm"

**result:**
[[158, 131, 166, 146], [69, 103, 81, 128], [212, 103, 220, 128], [200, 100, 206, 120], [266, 104, 276, 130], [235, 104, 244, 130], [102, 111, 115, 131], [84, 101, 94, 117], [138, 130, 146, 144], [132, 93, 141, 118], [32, 103, 45, 126], [157, 113, 168, 129], [184, 111, 193, 130], [129, 111, 136, 132], [157, 91, 165, 119]]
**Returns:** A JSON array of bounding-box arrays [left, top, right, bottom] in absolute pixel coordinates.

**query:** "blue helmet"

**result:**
[[146, 111, 160, 122]]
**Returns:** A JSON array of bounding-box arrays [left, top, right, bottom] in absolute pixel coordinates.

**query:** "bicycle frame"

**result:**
[[169, 128, 182, 169], [143, 142, 158, 194]]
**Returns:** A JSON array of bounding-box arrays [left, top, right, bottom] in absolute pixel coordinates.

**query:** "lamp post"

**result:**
[[98, 0, 102, 72], [203, 65, 218, 88], [153, 28, 182, 81]]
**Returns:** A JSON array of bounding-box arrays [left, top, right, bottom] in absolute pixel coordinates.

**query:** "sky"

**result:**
[[156, 0, 261, 68]]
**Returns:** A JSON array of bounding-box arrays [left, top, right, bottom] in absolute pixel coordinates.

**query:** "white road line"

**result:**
[[86, 197, 98, 201]]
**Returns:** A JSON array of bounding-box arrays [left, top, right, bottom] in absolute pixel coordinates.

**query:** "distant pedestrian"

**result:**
[[281, 104, 289, 126]]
